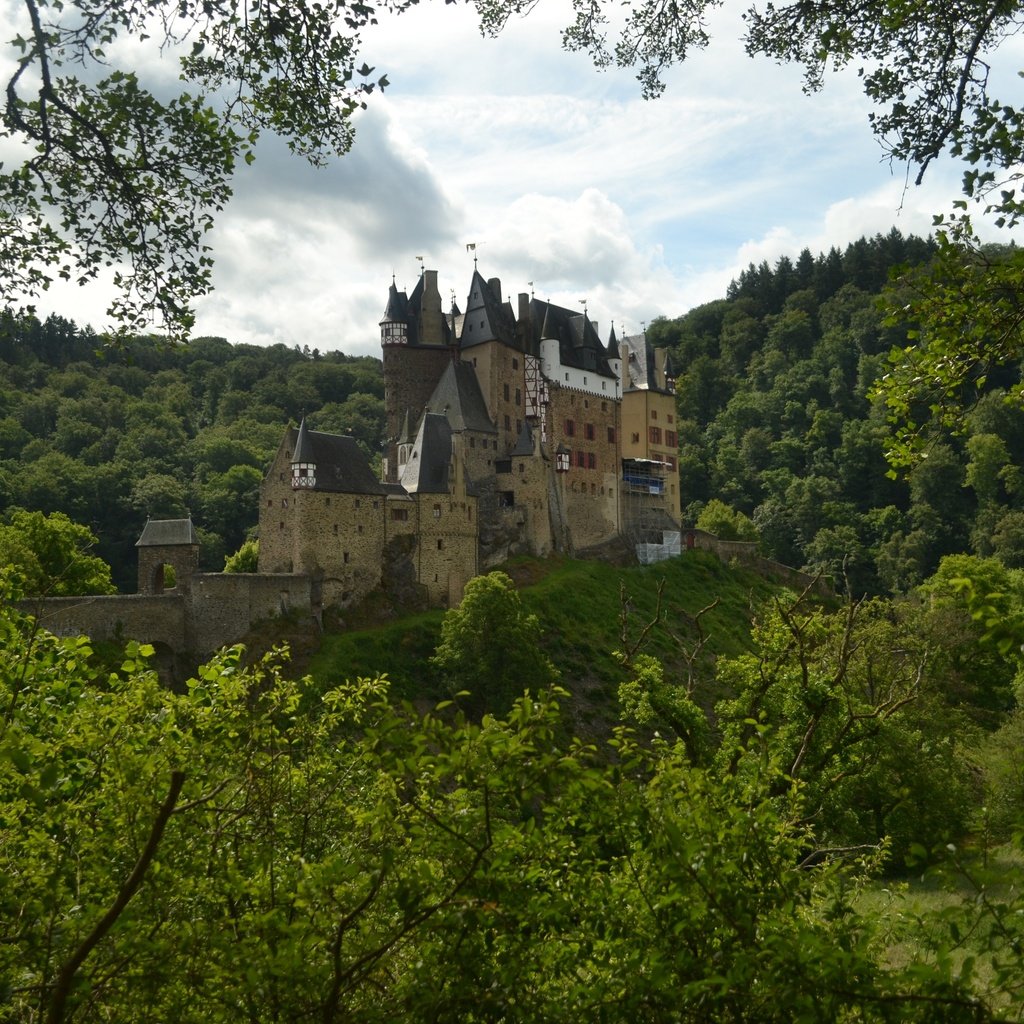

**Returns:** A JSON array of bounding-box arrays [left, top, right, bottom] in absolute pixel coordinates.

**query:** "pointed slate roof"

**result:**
[[136, 516, 199, 547], [459, 270, 519, 350], [396, 409, 413, 446], [398, 413, 455, 494], [293, 416, 315, 463], [606, 325, 619, 360], [426, 360, 497, 434], [285, 425, 388, 495], [510, 420, 535, 457], [380, 280, 411, 326]]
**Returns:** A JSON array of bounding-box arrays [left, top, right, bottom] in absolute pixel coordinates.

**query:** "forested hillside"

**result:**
[[6, 233, 1024, 1019], [0, 315, 384, 587], [652, 229, 1024, 594], [4, 230, 1022, 597]]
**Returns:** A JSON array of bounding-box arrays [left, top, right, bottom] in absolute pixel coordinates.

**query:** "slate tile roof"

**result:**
[[136, 517, 199, 547], [288, 423, 389, 495], [426, 361, 497, 435]]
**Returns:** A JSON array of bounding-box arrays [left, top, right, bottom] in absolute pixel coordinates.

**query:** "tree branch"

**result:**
[[45, 770, 186, 1024]]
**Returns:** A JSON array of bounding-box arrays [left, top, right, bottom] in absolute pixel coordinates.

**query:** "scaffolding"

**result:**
[[621, 458, 681, 563]]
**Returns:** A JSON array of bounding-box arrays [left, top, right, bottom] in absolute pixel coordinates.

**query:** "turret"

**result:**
[[380, 279, 409, 347], [291, 417, 317, 489], [396, 409, 414, 473], [606, 324, 622, 384]]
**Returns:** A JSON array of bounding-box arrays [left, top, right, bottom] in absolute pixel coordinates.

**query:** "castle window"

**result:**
[[279, 522, 284, 530], [326, 497, 331, 506], [503, 383, 510, 401], [391, 508, 408, 522], [333, 524, 338, 535], [433, 503, 442, 519], [576, 451, 586, 468], [373, 500, 379, 509], [584, 377, 588, 385], [279, 473, 284, 481], [343, 552, 349, 563], [437, 538, 444, 550], [267, 499, 273, 507], [602, 381, 607, 390], [496, 459, 512, 474], [493, 441, 498, 450], [602, 401, 607, 411], [631, 432, 640, 444], [468, 506, 473, 521], [584, 399, 589, 408], [608, 426, 616, 443], [358, 524, 364, 534], [651, 410, 658, 420], [668, 413, 674, 423], [585, 423, 595, 440], [666, 430, 678, 447], [649, 426, 662, 445], [519, 463, 525, 473], [512, 357, 519, 369], [565, 373, 569, 381], [504, 415, 511, 431], [564, 419, 575, 437], [516, 419, 521, 433], [666, 456, 677, 471], [591, 483, 596, 494], [515, 388, 521, 405], [588, 453, 597, 469], [282, 498, 288, 508]]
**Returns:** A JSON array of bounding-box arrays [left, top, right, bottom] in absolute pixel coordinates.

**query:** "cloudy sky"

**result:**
[[5, 0, 1022, 358]]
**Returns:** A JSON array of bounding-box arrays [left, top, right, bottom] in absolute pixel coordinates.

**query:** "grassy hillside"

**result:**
[[307, 551, 791, 732]]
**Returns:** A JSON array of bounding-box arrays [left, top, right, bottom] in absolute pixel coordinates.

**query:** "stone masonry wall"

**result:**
[[27, 573, 314, 663], [27, 594, 188, 649], [546, 384, 621, 551], [187, 573, 313, 656]]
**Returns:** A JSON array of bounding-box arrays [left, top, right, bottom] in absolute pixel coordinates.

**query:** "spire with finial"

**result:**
[[291, 417, 317, 490]]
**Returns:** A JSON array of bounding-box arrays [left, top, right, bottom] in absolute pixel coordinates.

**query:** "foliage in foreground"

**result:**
[[2, 585, 1023, 1022]]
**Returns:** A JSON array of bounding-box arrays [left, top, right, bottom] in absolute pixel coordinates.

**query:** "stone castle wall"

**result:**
[[27, 573, 314, 661]]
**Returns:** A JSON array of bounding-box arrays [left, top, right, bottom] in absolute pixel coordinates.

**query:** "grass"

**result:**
[[859, 842, 1024, 1006], [306, 551, 790, 728]]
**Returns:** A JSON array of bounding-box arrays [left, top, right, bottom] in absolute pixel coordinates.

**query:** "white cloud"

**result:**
[[4, 0, 1021, 357]]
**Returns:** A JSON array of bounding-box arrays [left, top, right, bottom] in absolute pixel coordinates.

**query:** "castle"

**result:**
[[257, 267, 682, 609]]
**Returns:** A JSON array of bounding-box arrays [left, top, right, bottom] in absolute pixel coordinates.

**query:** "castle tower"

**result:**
[[381, 269, 454, 483]]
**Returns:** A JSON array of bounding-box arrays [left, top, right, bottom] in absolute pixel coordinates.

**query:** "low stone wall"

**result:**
[[23, 573, 315, 662], [25, 593, 188, 649], [683, 529, 831, 596]]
